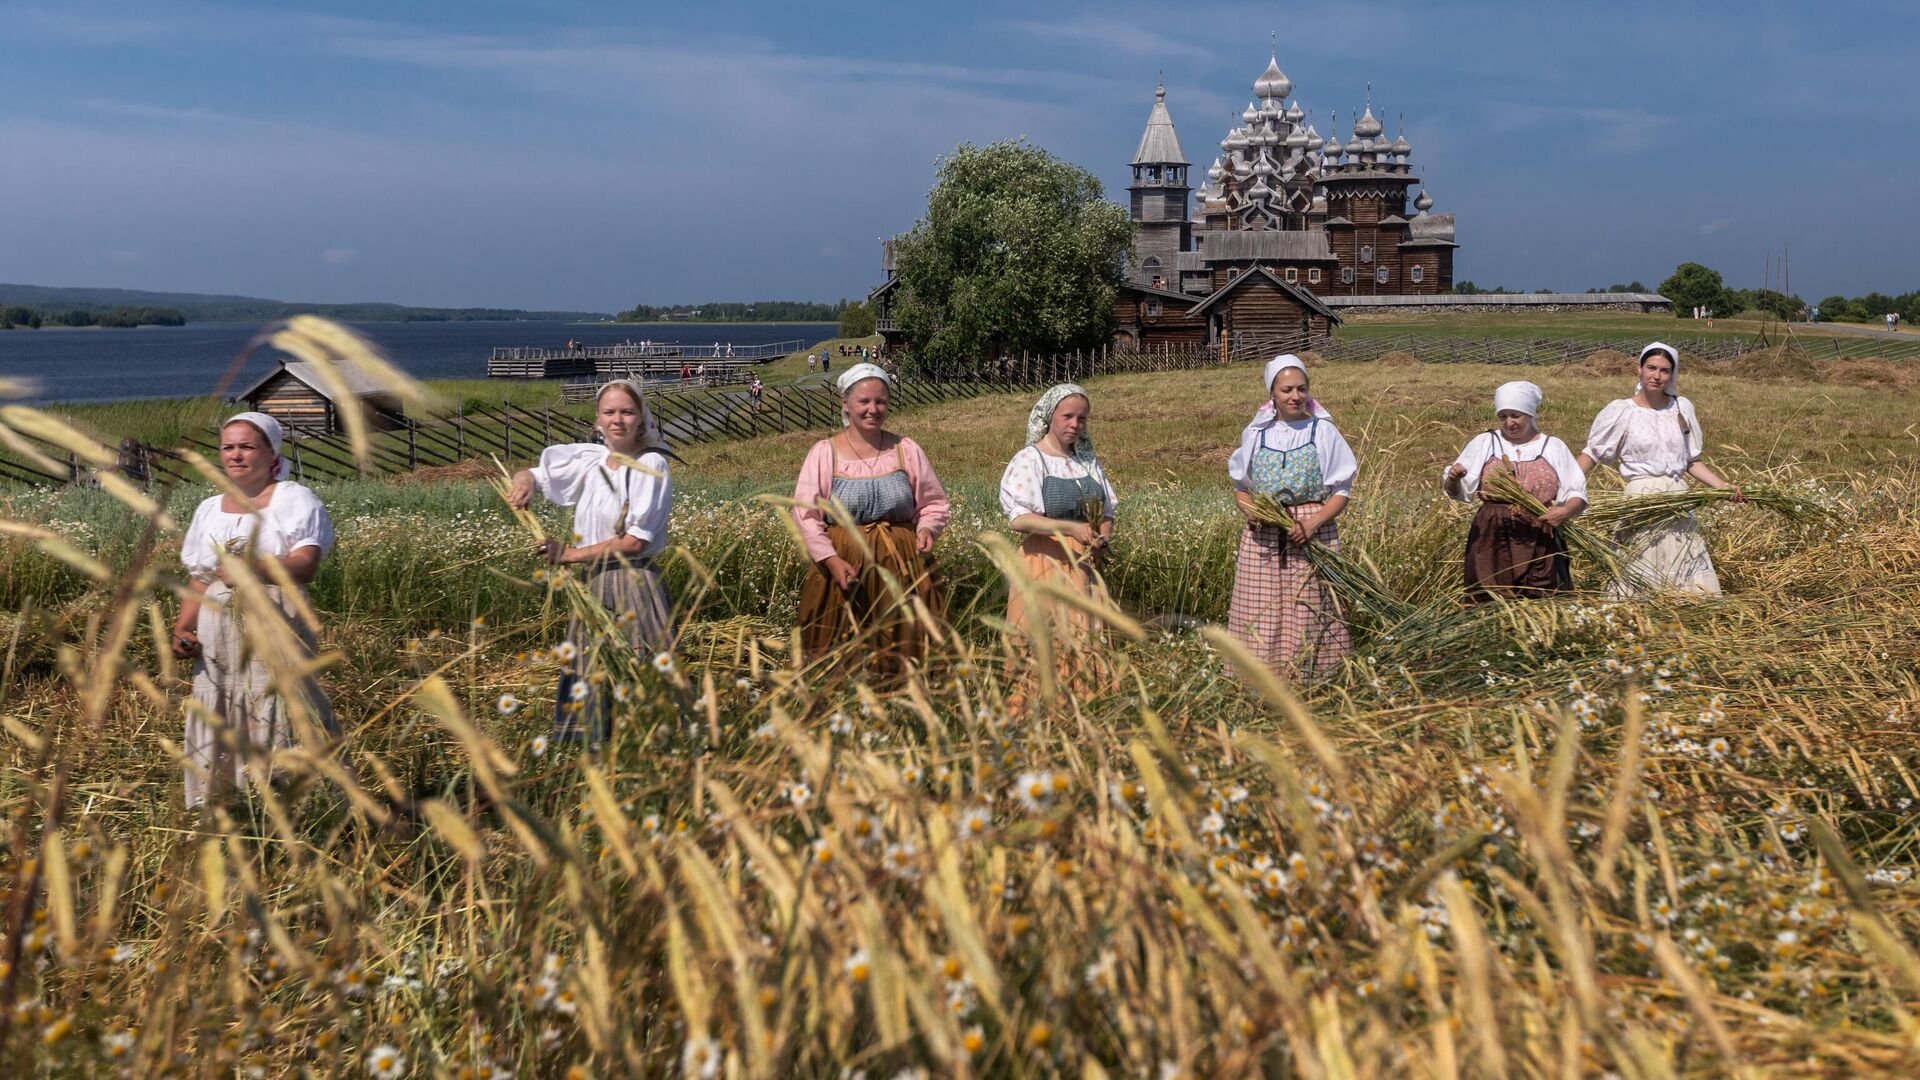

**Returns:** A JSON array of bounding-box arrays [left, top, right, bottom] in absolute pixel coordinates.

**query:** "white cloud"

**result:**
[[1483, 102, 1676, 155], [1698, 219, 1731, 236], [322, 248, 358, 265]]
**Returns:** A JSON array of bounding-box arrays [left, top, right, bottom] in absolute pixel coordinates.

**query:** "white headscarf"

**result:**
[[837, 363, 892, 426], [222, 411, 290, 480], [1493, 380, 1543, 417], [1252, 354, 1333, 424], [594, 378, 667, 450], [1636, 341, 1679, 393]]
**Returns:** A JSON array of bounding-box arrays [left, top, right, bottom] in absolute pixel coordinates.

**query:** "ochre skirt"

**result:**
[[1462, 501, 1571, 602], [1226, 504, 1350, 681], [799, 520, 946, 677], [1005, 533, 1116, 710]]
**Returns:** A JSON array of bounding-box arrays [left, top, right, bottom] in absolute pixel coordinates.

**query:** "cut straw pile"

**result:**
[[1584, 482, 1830, 535]]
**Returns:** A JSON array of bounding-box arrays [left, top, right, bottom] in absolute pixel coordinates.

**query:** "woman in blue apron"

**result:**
[[1226, 355, 1356, 679], [792, 363, 950, 676], [999, 383, 1120, 708]]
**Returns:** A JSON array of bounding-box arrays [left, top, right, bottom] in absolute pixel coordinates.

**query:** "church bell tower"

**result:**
[[1128, 83, 1191, 289]]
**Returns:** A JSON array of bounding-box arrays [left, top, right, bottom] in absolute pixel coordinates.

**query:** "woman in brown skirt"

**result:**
[[1443, 380, 1588, 602], [792, 363, 949, 675], [999, 382, 1119, 708], [506, 379, 674, 743]]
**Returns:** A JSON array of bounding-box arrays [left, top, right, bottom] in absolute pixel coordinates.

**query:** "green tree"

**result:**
[[1658, 262, 1736, 318], [890, 139, 1133, 373], [838, 299, 876, 338], [0, 305, 41, 329]]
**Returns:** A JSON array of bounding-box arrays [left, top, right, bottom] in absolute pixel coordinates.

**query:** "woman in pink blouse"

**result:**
[[791, 363, 949, 674]]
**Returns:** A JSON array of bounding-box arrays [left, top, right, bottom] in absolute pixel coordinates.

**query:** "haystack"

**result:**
[[1558, 348, 1635, 378], [1375, 350, 1423, 367], [1720, 341, 1821, 383]]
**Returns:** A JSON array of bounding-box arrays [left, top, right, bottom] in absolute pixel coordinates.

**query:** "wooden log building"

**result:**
[[234, 360, 406, 438]]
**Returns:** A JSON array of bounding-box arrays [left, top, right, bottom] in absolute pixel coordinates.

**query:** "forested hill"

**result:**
[[616, 300, 844, 322], [0, 284, 609, 323]]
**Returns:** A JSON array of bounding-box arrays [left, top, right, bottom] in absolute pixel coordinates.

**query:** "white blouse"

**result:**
[[1443, 432, 1588, 505], [529, 444, 672, 557], [999, 445, 1118, 522], [1228, 417, 1358, 497], [1582, 397, 1703, 481], [180, 482, 334, 583]]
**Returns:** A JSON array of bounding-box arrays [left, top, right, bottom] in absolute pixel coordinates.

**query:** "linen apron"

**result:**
[[1462, 444, 1571, 602], [1612, 476, 1722, 597]]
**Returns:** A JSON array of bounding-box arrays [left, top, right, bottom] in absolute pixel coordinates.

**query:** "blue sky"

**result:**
[[2, 1, 1914, 310]]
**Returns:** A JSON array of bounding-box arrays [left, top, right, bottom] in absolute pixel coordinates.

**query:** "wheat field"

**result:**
[[1, 322, 1917, 1078]]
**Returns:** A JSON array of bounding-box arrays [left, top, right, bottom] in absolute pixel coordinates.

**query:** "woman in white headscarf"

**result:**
[[1225, 355, 1356, 680], [791, 363, 950, 675], [999, 383, 1120, 708], [1443, 380, 1588, 601], [1576, 342, 1743, 596], [506, 378, 675, 742], [171, 412, 337, 808]]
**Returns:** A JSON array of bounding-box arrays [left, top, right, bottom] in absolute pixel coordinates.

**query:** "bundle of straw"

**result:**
[[1245, 492, 1295, 527], [1583, 483, 1829, 535], [1477, 468, 1639, 589]]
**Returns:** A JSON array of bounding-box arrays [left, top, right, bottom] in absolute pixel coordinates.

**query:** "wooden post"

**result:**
[[542, 408, 553, 445], [503, 402, 512, 461], [407, 421, 417, 469], [456, 401, 467, 457]]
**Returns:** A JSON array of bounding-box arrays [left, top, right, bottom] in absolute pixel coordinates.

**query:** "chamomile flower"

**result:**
[[787, 782, 813, 809], [829, 711, 853, 736], [1014, 771, 1054, 814], [530, 735, 550, 759], [844, 950, 872, 983], [365, 1044, 406, 1080], [568, 680, 591, 702], [551, 641, 579, 664], [652, 651, 675, 674], [496, 694, 522, 715], [959, 806, 992, 841], [681, 1035, 722, 1079], [101, 1029, 135, 1058]]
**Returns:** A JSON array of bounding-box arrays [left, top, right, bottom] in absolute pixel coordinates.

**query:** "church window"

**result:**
[[1309, 268, 1321, 284], [1376, 267, 1390, 284], [1410, 265, 1424, 283], [1142, 256, 1161, 269], [1359, 245, 1373, 263], [1285, 267, 1298, 283], [1146, 300, 1163, 317], [1341, 268, 1355, 284]]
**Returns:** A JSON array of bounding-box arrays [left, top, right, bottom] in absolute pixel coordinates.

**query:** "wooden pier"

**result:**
[[487, 339, 803, 379]]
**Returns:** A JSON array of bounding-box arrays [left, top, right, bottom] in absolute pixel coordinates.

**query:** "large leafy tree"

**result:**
[[891, 140, 1133, 373], [1658, 262, 1737, 318]]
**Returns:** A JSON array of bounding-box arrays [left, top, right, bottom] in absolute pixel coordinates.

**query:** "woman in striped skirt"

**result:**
[[792, 363, 949, 677], [506, 378, 675, 743], [1226, 355, 1356, 680]]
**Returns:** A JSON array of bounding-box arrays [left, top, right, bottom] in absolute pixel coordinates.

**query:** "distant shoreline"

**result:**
[[603, 320, 839, 327]]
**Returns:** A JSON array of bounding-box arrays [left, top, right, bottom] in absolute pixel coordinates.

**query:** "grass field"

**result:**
[[1, 328, 1918, 1076]]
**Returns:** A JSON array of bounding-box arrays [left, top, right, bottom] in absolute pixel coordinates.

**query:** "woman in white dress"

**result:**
[[999, 383, 1119, 707], [1577, 342, 1744, 596], [506, 379, 674, 742], [171, 412, 337, 808]]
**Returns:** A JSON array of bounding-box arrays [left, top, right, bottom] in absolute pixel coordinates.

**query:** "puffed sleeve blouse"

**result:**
[[998, 445, 1118, 523], [180, 481, 334, 583], [1443, 432, 1588, 505], [1227, 416, 1358, 497], [1581, 397, 1702, 481], [529, 443, 672, 558], [791, 436, 950, 563]]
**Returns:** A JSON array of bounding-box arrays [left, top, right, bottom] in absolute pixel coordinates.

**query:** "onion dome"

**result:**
[[1285, 124, 1308, 148], [1242, 101, 1260, 125], [1225, 127, 1250, 152], [1414, 189, 1434, 212], [1207, 157, 1224, 182], [1354, 102, 1383, 138], [1247, 175, 1272, 202], [1392, 132, 1411, 156], [1345, 131, 1364, 155], [1359, 137, 1375, 157], [1253, 54, 1292, 100], [1305, 124, 1323, 151], [1286, 100, 1305, 123]]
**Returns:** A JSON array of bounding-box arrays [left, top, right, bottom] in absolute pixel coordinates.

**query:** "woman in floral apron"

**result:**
[[999, 383, 1120, 708], [1226, 355, 1356, 679], [792, 363, 950, 675], [1442, 380, 1588, 601]]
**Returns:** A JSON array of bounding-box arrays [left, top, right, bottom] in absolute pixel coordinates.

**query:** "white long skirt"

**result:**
[[185, 581, 338, 807], [1611, 476, 1722, 598]]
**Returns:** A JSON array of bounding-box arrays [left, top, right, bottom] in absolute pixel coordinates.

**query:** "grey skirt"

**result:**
[[556, 563, 672, 744]]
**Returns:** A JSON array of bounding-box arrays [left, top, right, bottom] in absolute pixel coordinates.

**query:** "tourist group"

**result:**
[[168, 342, 1743, 805]]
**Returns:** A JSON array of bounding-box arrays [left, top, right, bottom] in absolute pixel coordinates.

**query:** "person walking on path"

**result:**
[[173, 412, 338, 808]]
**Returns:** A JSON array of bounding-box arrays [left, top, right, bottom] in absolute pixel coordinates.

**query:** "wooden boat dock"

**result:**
[[487, 338, 804, 379]]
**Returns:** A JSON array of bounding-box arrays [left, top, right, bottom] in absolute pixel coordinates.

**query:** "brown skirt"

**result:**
[[1462, 501, 1570, 602], [799, 520, 946, 677], [1005, 533, 1116, 711]]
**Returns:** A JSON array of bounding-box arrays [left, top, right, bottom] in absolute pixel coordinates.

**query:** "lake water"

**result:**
[[0, 321, 832, 403]]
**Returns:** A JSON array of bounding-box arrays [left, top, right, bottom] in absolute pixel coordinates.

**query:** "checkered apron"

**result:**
[[1227, 427, 1351, 679]]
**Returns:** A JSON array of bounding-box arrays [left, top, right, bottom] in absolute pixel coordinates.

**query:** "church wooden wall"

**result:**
[[1219, 278, 1320, 341], [1113, 293, 1207, 348]]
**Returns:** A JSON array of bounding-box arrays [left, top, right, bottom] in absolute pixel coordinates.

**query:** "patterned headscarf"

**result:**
[[837, 362, 892, 426], [221, 411, 290, 480], [1026, 382, 1105, 486], [1252, 354, 1333, 424], [594, 378, 666, 451]]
